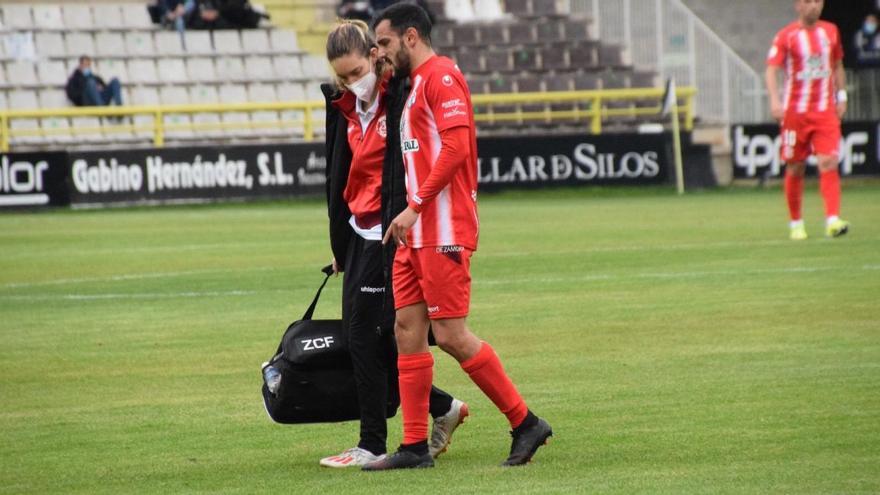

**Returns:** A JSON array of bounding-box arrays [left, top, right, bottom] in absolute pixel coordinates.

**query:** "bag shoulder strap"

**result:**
[[302, 265, 335, 320]]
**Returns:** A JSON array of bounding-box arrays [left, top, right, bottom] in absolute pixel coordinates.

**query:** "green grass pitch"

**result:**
[[1, 184, 879, 494]]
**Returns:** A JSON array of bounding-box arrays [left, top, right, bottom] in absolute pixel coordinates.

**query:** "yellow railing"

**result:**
[[0, 87, 696, 152], [472, 87, 696, 134]]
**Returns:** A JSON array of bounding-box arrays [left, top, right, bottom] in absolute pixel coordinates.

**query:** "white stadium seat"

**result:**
[[0, 91, 7, 109], [155, 31, 185, 56], [120, 4, 154, 29], [6, 61, 39, 87], [35, 32, 66, 58], [32, 5, 64, 30], [269, 29, 299, 53], [305, 84, 326, 135], [160, 86, 190, 105], [190, 85, 218, 104], [129, 86, 159, 138], [190, 86, 223, 137], [157, 58, 188, 84], [92, 4, 123, 30], [71, 116, 105, 143], [184, 31, 213, 55], [128, 59, 158, 84], [273, 56, 304, 80], [62, 5, 94, 30], [213, 31, 242, 54], [130, 86, 159, 106], [125, 32, 155, 57], [94, 32, 125, 58], [38, 89, 67, 109], [1, 5, 34, 30], [9, 89, 38, 109], [301, 55, 330, 80], [219, 83, 248, 103], [0, 66, 6, 88], [249, 83, 284, 136], [96, 59, 129, 83], [215, 57, 246, 82], [275, 82, 306, 135], [65, 33, 96, 57], [38, 89, 73, 143], [160, 86, 195, 138], [241, 30, 271, 54], [37, 60, 67, 86], [219, 84, 251, 136], [248, 83, 277, 102], [186, 58, 217, 83], [245, 57, 275, 81], [8, 90, 41, 144]]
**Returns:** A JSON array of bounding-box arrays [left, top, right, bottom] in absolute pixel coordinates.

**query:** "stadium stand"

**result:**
[[425, 0, 660, 134], [1, 1, 679, 149], [0, 2, 331, 148]]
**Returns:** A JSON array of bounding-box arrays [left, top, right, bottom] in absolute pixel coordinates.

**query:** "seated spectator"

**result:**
[[160, 0, 196, 30], [855, 13, 880, 65], [187, 0, 268, 30], [336, 0, 373, 22], [65, 56, 123, 107]]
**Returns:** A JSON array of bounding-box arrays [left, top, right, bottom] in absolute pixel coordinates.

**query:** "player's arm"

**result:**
[[382, 126, 469, 246], [765, 33, 786, 122], [408, 125, 468, 212], [834, 60, 847, 119], [765, 65, 783, 122]]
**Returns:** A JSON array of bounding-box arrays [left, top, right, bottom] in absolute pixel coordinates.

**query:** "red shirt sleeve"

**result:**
[[767, 30, 787, 67], [425, 70, 471, 132], [408, 126, 469, 212]]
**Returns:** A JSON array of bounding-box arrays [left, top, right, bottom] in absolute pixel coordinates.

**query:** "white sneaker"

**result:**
[[429, 399, 470, 458], [319, 447, 385, 468]]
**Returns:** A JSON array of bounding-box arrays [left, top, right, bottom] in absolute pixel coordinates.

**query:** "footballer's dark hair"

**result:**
[[372, 2, 433, 46]]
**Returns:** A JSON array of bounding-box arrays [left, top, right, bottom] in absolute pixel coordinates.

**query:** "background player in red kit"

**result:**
[[362, 4, 552, 471], [765, 0, 850, 240]]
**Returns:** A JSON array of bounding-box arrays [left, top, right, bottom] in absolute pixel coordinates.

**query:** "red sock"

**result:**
[[398, 352, 433, 445], [819, 169, 841, 218], [784, 172, 804, 221], [461, 342, 528, 428]]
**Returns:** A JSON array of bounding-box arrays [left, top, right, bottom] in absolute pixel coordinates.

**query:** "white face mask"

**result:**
[[347, 71, 377, 103]]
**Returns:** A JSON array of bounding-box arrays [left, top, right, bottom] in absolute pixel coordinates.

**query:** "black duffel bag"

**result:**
[[261, 265, 397, 424]]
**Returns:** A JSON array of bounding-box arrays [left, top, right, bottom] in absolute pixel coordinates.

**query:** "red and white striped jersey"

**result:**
[[767, 20, 843, 114], [400, 55, 479, 250]]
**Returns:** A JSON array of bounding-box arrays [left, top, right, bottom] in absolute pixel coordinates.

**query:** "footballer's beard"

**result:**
[[394, 45, 413, 77], [800, 7, 821, 25]]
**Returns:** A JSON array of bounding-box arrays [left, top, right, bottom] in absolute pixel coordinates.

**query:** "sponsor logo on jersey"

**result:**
[[442, 74, 454, 87], [360, 286, 385, 294], [402, 139, 420, 153], [796, 56, 831, 80]]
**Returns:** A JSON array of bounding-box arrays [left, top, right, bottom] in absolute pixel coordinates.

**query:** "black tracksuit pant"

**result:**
[[343, 233, 454, 455]]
